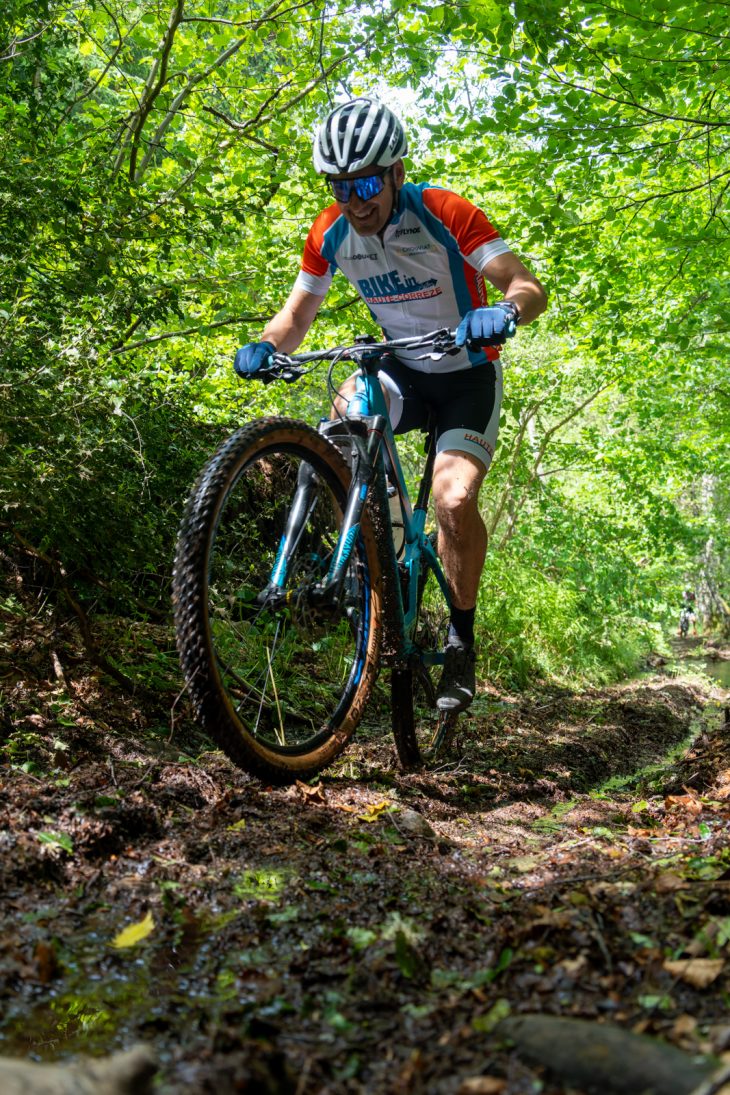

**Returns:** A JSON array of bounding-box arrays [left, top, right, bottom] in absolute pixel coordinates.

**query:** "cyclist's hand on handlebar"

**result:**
[[233, 341, 276, 377], [455, 304, 519, 349]]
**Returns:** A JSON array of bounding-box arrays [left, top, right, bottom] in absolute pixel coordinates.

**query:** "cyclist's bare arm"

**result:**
[[261, 287, 325, 354], [481, 252, 547, 325]]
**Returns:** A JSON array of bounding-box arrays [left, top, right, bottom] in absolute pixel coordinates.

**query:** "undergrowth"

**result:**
[[476, 550, 661, 690]]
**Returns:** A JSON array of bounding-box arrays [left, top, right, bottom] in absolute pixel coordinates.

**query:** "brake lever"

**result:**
[[242, 354, 306, 384], [411, 328, 460, 360]]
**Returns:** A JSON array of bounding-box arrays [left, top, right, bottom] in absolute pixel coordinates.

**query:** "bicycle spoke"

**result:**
[[253, 616, 282, 737], [201, 439, 371, 753]]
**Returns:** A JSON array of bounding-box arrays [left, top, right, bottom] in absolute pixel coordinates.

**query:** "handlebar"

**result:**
[[245, 328, 461, 385], [242, 319, 517, 385]]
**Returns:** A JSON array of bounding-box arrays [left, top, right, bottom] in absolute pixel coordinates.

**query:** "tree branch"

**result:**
[[593, 2, 730, 43], [112, 0, 185, 180], [109, 312, 269, 354], [61, 3, 136, 123], [135, 33, 249, 181], [133, 0, 312, 181], [202, 105, 279, 152], [0, 22, 54, 62], [497, 382, 615, 549], [487, 404, 541, 538], [545, 66, 730, 130]]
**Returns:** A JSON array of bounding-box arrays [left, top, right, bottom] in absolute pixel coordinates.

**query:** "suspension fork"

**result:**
[[259, 413, 388, 608], [256, 460, 320, 604], [323, 413, 388, 591], [272, 459, 319, 584]]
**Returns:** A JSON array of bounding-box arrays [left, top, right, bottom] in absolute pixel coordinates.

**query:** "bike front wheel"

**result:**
[[173, 418, 383, 784]]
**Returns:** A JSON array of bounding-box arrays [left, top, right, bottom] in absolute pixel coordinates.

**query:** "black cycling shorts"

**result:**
[[378, 354, 503, 470]]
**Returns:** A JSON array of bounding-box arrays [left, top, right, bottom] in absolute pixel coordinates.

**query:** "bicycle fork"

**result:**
[[257, 416, 388, 610], [255, 458, 319, 607]]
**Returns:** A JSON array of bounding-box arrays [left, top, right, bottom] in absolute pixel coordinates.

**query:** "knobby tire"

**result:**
[[173, 418, 383, 784], [391, 543, 455, 769]]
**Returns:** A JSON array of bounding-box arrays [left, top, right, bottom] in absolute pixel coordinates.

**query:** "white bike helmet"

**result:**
[[313, 98, 408, 175]]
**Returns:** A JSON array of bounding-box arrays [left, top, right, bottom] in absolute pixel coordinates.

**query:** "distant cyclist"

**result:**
[[679, 589, 698, 637], [234, 99, 548, 712]]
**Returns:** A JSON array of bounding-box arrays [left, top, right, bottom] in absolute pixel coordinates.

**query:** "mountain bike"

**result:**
[[173, 328, 471, 785]]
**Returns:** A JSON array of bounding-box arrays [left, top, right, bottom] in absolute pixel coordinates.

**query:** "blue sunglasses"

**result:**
[[328, 168, 390, 204]]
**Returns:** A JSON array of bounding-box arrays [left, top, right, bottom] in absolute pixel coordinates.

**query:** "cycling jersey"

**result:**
[[294, 182, 513, 373]]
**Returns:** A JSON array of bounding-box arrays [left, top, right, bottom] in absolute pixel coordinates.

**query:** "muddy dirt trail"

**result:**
[[1, 624, 729, 1093]]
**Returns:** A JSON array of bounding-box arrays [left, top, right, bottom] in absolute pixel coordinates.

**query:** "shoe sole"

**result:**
[[436, 693, 474, 714]]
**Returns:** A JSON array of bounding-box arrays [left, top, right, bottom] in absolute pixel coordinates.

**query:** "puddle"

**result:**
[[0, 924, 212, 1063], [697, 657, 730, 690], [670, 638, 730, 691]]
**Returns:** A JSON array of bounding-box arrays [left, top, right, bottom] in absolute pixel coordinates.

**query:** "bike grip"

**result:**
[[240, 353, 277, 380], [466, 317, 517, 350]]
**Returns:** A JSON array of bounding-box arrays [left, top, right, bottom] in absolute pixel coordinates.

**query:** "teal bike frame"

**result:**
[[323, 356, 452, 666], [258, 348, 452, 668]]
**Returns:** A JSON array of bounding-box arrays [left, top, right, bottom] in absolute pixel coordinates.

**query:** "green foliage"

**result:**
[[1, 0, 728, 680], [477, 543, 659, 688]]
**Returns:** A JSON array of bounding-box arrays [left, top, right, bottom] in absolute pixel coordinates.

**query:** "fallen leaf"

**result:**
[[655, 871, 687, 893], [34, 942, 59, 983], [507, 855, 539, 874], [37, 831, 74, 855], [394, 929, 429, 981], [457, 1078, 507, 1094], [587, 881, 637, 897], [393, 808, 436, 840], [559, 955, 588, 977], [358, 801, 391, 823], [663, 958, 725, 989], [294, 780, 326, 803], [531, 909, 577, 930], [672, 1014, 698, 1039], [665, 794, 703, 816], [112, 910, 155, 949]]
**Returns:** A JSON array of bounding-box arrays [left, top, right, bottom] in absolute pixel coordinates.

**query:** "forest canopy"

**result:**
[[1, 0, 728, 685]]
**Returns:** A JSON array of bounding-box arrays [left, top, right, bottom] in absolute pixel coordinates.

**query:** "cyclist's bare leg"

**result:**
[[432, 450, 487, 610], [431, 450, 486, 711]]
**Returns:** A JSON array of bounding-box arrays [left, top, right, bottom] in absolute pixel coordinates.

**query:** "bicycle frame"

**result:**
[[351, 362, 452, 660], [263, 351, 451, 664]]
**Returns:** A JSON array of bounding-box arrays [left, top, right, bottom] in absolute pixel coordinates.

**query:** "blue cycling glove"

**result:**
[[455, 303, 519, 348], [233, 340, 276, 377]]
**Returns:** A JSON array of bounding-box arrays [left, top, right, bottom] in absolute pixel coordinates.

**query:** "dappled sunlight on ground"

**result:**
[[2, 622, 730, 1092]]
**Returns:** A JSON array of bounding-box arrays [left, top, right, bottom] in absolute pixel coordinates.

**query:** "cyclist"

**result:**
[[679, 589, 698, 637], [234, 98, 548, 713]]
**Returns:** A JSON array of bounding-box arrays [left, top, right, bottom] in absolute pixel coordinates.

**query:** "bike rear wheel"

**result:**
[[173, 418, 382, 783], [391, 548, 456, 768]]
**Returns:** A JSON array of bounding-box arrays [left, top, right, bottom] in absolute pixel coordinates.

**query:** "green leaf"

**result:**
[[472, 997, 511, 1032], [394, 929, 426, 980], [37, 831, 74, 854]]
